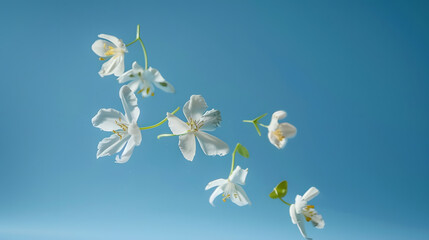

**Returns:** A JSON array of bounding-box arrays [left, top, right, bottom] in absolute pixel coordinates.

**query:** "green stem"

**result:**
[[125, 24, 149, 70], [259, 123, 269, 128], [279, 197, 291, 206], [229, 144, 239, 176], [140, 107, 180, 130], [157, 132, 188, 139]]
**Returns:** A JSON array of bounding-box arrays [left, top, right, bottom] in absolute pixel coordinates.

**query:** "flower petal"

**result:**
[[279, 122, 297, 138], [167, 113, 189, 135], [127, 80, 141, 92], [179, 133, 196, 161], [183, 95, 208, 122], [209, 186, 224, 206], [273, 110, 287, 120], [140, 81, 155, 98], [92, 108, 125, 131], [311, 212, 325, 229], [99, 56, 122, 77], [230, 185, 251, 206], [290, 204, 310, 239], [195, 131, 229, 157], [205, 178, 227, 190], [91, 39, 114, 57], [97, 134, 130, 158], [118, 69, 137, 84], [113, 55, 125, 77], [199, 109, 221, 131], [144, 67, 175, 93], [128, 121, 142, 146], [119, 85, 140, 123], [115, 137, 136, 164], [228, 166, 248, 185], [98, 34, 123, 48], [268, 130, 287, 149], [302, 187, 319, 202]]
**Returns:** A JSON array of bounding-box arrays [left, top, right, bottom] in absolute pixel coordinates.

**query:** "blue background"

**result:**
[[0, 0, 428, 239]]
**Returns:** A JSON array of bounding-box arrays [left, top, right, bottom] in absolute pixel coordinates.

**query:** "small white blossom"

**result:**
[[166, 95, 229, 161], [118, 61, 175, 98], [92, 34, 127, 77], [92, 86, 141, 163], [268, 110, 296, 149], [289, 187, 325, 239], [205, 166, 251, 206]]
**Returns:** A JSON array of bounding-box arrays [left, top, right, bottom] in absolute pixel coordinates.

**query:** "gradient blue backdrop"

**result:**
[[1, 0, 428, 239]]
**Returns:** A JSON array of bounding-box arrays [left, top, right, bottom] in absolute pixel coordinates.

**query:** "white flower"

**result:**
[[117, 61, 175, 98], [91, 34, 127, 77], [268, 110, 297, 149], [205, 166, 251, 206], [166, 95, 229, 161], [289, 187, 325, 240], [91, 85, 141, 163]]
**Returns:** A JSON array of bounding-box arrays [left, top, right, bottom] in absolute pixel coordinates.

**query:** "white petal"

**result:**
[[97, 134, 130, 158], [118, 68, 137, 84], [92, 108, 125, 131], [302, 187, 319, 202], [128, 121, 142, 146], [205, 178, 227, 190], [268, 130, 287, 149], [199, 109, 221, 131], [119, 85, 140, 123], [91, 39, 114, 57], [144, 67, 175, 93], [290, 204, 298, 224], [294, 195, 307, 214], [113, 55, 125, 77], [209, 186, 224, 206], [179, 133, 196, 161], [311, 213, 325, 229], [183, 95, 208, 122], [279, 122, 297, 138], [167, 113, 189, 135], [127, 80, 141, 92], [132, 61, 144, 72], [115, 137, 136, 164], [290, 204, 310, 239], [273, 110, 287, 120], [195, 131, 229, 157], [230, 185, 251, 206], [99, 56, 122, 77], [228, 166, 248, 185], [98, 34, 122, 48]]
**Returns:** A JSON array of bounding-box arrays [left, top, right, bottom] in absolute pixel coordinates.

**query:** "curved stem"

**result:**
[[140, 107, 180, 130], [259, 123, 269, 128], [125, 24, 149, 69], [229, 144, 239, 176], [279, 197, 291, 206]]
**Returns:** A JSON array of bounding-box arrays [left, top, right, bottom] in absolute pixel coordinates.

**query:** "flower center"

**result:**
[[187, 118, 204, 132], [112, 118, 128, 139], [273, 129, 285, 141], [302, 205, 316, 222]]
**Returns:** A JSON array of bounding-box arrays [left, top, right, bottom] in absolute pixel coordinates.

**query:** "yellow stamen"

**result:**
[[146, 87, 150, 94], [273, 129, 285, 141], [151, 92, 154, 96], [112, 130, 122, 140], [104, 43, 116, 56], [137, 88, 145, 94], [305, 216, 312, 222], [222, 194, 231, 202], [99, 57, 105, 61]]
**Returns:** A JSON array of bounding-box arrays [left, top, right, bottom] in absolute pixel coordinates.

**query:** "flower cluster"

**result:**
[[90, 25, 325, 239]]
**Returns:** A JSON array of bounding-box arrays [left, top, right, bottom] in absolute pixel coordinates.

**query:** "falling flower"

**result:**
[[205, 166, 251, 206], [289, 187, 325, 239], [268, 110, 296, 149], [92, 85, 141, 163], [166, 95, 229, 161], [117, 61, 175, 98], [92, 34, 127, 77]]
